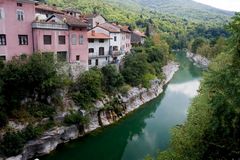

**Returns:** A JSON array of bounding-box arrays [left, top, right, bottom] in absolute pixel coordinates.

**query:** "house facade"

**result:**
[[32, 14, 89, 64], [88, 30, 111, 68], [85, 14, 106, 30], [92, 23, 125, 63], [131, 30, 146, 46], [0, 0, 35, 61]]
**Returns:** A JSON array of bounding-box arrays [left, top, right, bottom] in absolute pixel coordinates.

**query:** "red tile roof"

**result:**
[[88, 32, 111, 39], [54, 14, 88, 28], [133, 30, 146, 37], [35, 4, 64, 14], [97, 23, 121, 33]]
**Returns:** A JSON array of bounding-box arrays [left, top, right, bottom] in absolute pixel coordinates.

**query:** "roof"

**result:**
[[133, 30, 146, 37], [97, 23, 121, 33], [63, 8, 81, 14], [117, 25, 131, 33], [35, 4, 64, 14], [87, 32, 111, 39], [53, 14, 88, 28], [17, 0, 36, 4]]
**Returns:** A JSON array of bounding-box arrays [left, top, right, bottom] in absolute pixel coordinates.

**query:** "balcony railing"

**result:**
[[32, 22, 68, 30], [89, 52, 110, 58]]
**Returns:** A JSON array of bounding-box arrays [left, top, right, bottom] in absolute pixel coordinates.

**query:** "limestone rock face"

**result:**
[[3, 62, 179, 160], [186, 52, 210, 68]]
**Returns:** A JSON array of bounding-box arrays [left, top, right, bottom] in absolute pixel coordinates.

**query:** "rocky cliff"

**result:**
[[5, 62, 179, 160], [186, 52, 210, 68]]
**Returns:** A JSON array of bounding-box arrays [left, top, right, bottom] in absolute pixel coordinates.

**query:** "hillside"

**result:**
[[109, 0, 234, 22]]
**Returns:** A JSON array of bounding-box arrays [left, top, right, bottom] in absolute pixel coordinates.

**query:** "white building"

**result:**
[[88, 30, 111, 68], [92, 22, 131, 63]]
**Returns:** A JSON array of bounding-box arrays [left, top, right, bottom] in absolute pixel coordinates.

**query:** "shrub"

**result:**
[[22, 124, 43, 141], [142, 73, 156, 88], [0, 112, 8, 128], [70, 68, 103, 110], [64, 112, 89, 125], [0, 131, 25, 156], [101, 65, 124, 93], [119, 84, 131, 96]]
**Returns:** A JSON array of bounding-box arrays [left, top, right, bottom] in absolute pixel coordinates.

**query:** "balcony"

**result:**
[[89, 52, 110, 58], [110, 51, 124, 57], [32, 22, 68, 30]]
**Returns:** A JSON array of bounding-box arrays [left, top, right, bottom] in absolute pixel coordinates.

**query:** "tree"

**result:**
[[101, 65, 124, 93]]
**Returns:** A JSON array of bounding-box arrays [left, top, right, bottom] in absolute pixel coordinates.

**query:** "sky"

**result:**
[[193, 0, 240, 12]]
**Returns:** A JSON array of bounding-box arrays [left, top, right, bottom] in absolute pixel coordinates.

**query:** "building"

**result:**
[[92, 22, 130, 63], [116, 25, 132, 53], [32, 14, 89, 65], [35, 3, 64, 21], [85, 14, 106, 30], [88, 30, 111, 68], [63, 8, 81, 18], [0, 0, 36, 61], [131, 30, 146, 46]]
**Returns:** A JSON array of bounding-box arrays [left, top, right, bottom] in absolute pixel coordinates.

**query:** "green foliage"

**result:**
[[0, 112, 8, 128], [70, 68, 103, 110], [64, 112, 89, 125], [119, 84, 131, 96], [22, 124, 44, 141], [0, 54, 65, 118], [101, 65, 124, 93], [0, 131, 25, 156], [142, 73, 156, 88], [121, 52, 152, 86], [158, 13, 240, 160]]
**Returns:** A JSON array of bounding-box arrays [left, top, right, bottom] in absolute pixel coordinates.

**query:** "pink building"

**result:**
[[32, 14, 89, 64], [0, 0, 35, 61]]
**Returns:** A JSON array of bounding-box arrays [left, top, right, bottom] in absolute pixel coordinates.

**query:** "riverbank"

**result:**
[[186, 51, 210, 68], [4, 62, 179, 160]]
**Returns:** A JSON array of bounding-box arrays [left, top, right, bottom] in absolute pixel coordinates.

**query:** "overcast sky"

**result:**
[[193, 0, 240, 12]]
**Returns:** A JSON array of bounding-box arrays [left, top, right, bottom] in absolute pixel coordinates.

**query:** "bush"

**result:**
[[142, 73, 156, 88], [0, 112, 8, 128], [119, 84, 131, 96], [101, 65, 124, 93], [70, 68, 103, 110], [0, 131, 25, 156], [27, 102, 55, 118], [64, 112, 89, 125], [22, 124, 43, 141]]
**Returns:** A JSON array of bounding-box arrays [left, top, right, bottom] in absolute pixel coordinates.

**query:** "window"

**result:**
[[16, 10, 24, 21], [96, 59, 98, 66], [114, 36, 117, 41], [89, 48, 94, 53], [0, 8, 4, 19], [17, 3, 23, 7], [18, 35, 28, 45], [71, 34, 77, 45], [88, 60, 92, 65], [0, 34, 6, 45], [99, 47, 104, 55], [57, 51, 67, 62], [0, 55, 6, 61], [58, 36, 66, 45], [99, 39, 104, 43], [76, 55, 80, 61], [79, 35, 84, 44], [44, 35, 51, 45], [88, 39, 94, 43]]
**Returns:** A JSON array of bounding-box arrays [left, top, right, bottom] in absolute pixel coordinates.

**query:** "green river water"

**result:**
[[41, 52, 202, 160]]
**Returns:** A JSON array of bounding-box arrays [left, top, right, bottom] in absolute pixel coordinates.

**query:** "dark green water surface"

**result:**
[[41, 52, 202, 160]]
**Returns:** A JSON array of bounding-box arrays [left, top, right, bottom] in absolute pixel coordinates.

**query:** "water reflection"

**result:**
[[41, 52, 203, 160], [168, 80, 200, 98]]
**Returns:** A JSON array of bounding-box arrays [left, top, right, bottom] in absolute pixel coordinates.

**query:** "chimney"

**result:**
[[91, 30, 96, 36]]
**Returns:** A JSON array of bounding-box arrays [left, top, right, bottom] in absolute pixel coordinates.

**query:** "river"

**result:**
[[41, 52, 203, 160]]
